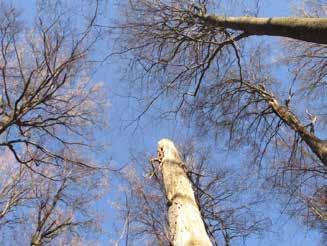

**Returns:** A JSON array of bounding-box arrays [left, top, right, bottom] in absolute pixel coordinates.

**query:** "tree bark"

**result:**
[[268, 98, 327, 166], [199, 15, 327, 44], [157, 139, 212, 246], [239, 80, 327, 166], [31, 235, 41, 246]]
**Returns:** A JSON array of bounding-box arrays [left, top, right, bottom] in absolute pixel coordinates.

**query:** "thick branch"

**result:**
[[268, 98, 327, 166], [200, 15, 327, 44], [229, 79, 327, 166]]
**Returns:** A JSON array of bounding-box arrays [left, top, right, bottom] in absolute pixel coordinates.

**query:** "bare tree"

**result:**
[[28, 161, 108, 245], [117, 0, 327, 166], [0, 149, 29, 227], [0, 149, 109, 245], [116, 142, 269, 246], [0, 1, 107, 177], [115, 0, 326, 233], [0, 1, 110, 244]]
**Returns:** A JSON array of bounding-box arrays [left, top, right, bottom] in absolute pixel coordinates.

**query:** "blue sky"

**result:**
[[11, 0, 324, 245]]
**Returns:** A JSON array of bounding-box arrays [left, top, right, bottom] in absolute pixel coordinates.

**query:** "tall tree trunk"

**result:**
[[199, 15, 327, 44], [157, 139, 212, 246]]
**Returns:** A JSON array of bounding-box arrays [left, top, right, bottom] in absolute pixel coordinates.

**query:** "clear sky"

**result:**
[[11, 0, 324, 245]]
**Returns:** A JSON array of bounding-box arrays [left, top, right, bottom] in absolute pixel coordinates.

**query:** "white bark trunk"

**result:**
[[157, 139, 212, 246]]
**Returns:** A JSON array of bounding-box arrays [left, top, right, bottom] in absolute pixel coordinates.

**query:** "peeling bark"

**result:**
[[157, 139, 212, 246], [199, 15, 327, 44]]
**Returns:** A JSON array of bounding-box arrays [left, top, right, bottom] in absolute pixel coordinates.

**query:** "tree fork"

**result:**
[[199, 15, 327, 44], [157, 139, 212, 246]]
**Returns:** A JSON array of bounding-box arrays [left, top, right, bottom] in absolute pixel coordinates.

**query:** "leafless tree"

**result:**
[[0, 1, 110, 244], [115, 0, 326, 234], [0, 149, 109, 245], [28, 162, 108, 246], [0, 149, 29, 227], [0, 0, 107, 177], [115, 142, 269, 246]]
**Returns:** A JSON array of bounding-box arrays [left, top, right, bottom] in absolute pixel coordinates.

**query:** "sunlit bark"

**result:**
[[157, 139, 212, 246], [200, 15, 327, 44]]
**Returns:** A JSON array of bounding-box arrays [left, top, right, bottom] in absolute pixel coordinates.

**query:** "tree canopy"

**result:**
[[0, 0, 326, 245], [115, 0, 327, 240]]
